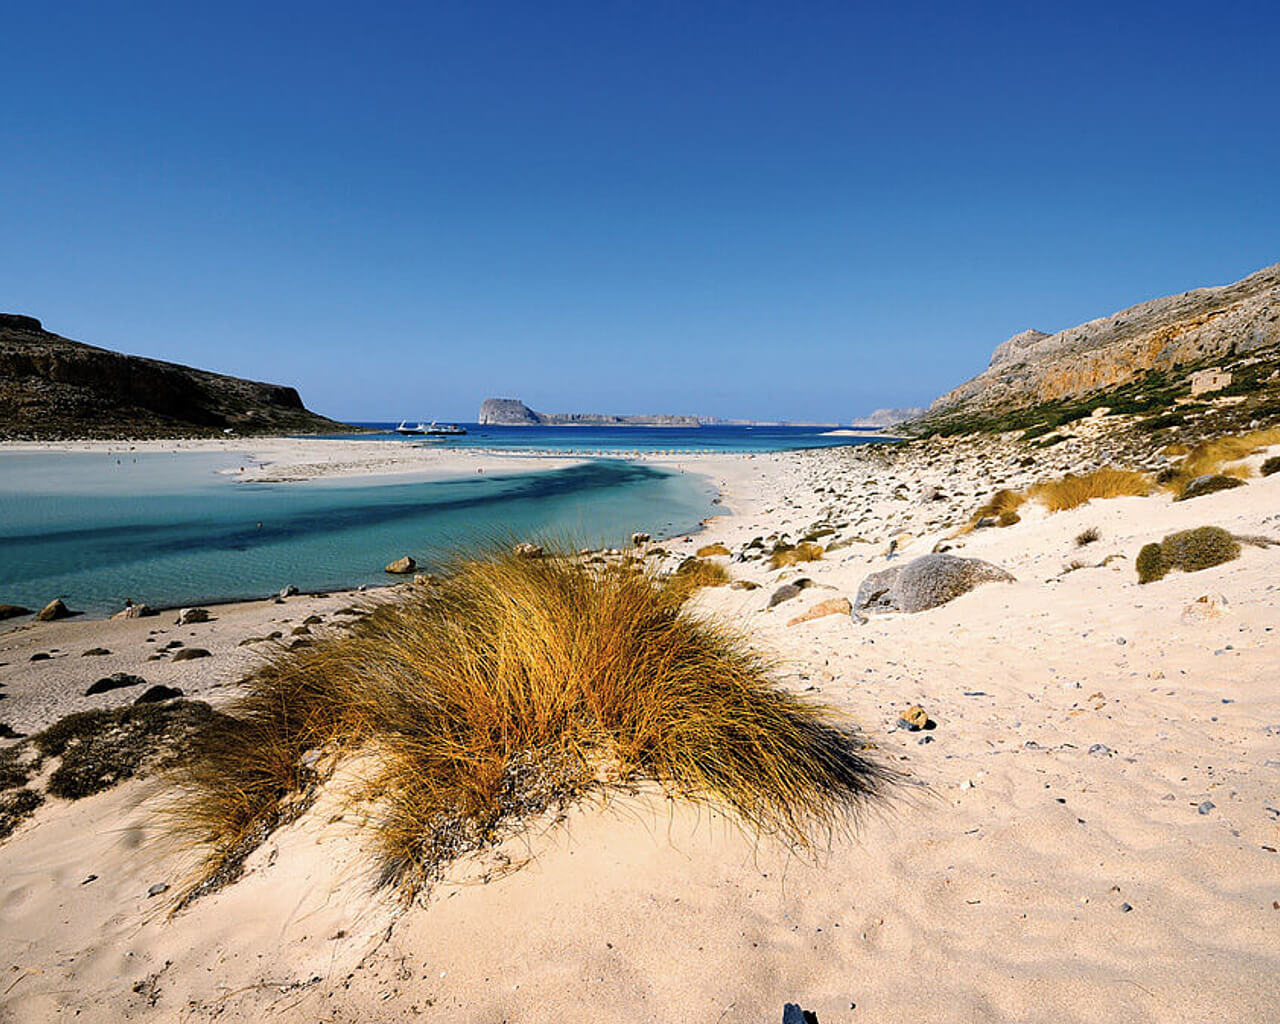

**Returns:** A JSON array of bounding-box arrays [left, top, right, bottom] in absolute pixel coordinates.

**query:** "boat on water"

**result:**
[[395, 420, 468, 436]]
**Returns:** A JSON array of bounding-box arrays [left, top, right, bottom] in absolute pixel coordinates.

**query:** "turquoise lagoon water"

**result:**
[[0, 451, 718, 617], [337, 422, 883, 453]]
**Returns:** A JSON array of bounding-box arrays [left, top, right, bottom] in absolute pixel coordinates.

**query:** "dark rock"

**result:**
[[1197, 800, 1215, 815], [37, 598, 75, 622], [0, 604, 32, 621], [170, 648, 211, 662], [767, 579, 813, 608], [279, 584, 299, 598], [81, 647, 111, 657], [29, 652, 52, 662], [134, 685, 184, 704], [85, 673, 148, 696]]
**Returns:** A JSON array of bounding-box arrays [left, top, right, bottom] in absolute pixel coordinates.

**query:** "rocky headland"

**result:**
[[0, 314, 354, 440], [915, 262, 1280, 435]]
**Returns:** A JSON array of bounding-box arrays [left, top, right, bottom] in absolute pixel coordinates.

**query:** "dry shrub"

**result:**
[[168, 548, 888, 901], [768, 542, 824, 569], [1075, 526, 1101, 547], [964, 489, 1026, 530], [664, 557, 732, 603], [695, 542, 731, 558], [1161, 427, 1280, 496], [1026, 468, 1151, 511]]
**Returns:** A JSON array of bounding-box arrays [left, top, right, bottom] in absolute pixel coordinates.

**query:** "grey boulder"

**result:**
[[855, 554, 1014, 614]]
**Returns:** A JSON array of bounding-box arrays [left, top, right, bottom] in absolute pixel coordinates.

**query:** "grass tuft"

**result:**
[[768, 542, 824, 570], [167, 547, 890, 902], [1161, 427, 1280, 496], [1026, 468, 1151, 512], [695, 542, 731, 558], [1075, 526, 1101, 547], [664, 557, 732, 603]]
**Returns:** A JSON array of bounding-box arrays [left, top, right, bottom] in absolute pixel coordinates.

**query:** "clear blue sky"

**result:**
[[3, 2, 1277, 423]]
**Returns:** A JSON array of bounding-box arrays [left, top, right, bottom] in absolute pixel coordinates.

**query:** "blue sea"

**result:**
[[333, 422, 880, 453], [0, 426, 887, 617]]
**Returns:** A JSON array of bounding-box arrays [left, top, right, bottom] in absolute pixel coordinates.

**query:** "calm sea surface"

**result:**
[[0, 427, 888, 616]]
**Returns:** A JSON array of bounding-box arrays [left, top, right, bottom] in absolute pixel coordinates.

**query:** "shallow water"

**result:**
[[0, 452, 717, 616], [334, 422, 884, 453]]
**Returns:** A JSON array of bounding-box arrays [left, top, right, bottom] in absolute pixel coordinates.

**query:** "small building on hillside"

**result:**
[[1188, 368, 1232, 396]]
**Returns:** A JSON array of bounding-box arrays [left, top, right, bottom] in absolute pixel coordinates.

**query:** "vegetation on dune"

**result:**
[[664, 556, 732, 603], [1028, 468, 1152, 511], [694, 542, 731, 558], [1137, 526, 1242, 584], [1159, 427, 1280, 496], [965, 469, 1151, 530], [768, 541, 824, 569], [1263, 455, 1280, 477], [167, 548, 891, 903], [1075, 526, 1101, 547]]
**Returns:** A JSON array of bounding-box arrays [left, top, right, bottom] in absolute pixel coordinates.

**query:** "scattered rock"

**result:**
[[175, 607, 210, 625], [631, 532, 651, 546], [37, 599, 75, 622], [1120, 902, 1133, 913], [767, 579, 811, 608], [513, 543, 544, 559], [385, 556, 416, 574], [111, 602, 155, 620], [1197, 800, 1215, 815], [1181, 593, 1229, 622], [0, 604, 32, 621], [279, 584, 299, 598], [147, 883, 169, 898], [85, 673, 148, 696], [81, 647, 111, 657], [896, 705, 932, 731], [855, 554, 1014, 614], [1088, 743, 1113, 757], [787, 597, 853, 626], [29, 652, 52, 662], [170, 648, 211, 662], [730, 580, 760, 591], [134, 685, 184, 704]]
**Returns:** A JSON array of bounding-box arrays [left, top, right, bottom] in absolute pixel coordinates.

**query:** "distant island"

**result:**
[[0, 313, 354, 440], [479, 398, 700, 427], [478, 397, 838, 428]]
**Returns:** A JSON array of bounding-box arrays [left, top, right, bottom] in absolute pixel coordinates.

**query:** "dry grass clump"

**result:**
[[168, 548, 889, 901], [664, 557, 732, 603], [1161, 427, 1280, 496], [1075, 526, 1101, 547], [964, 470, 1149, 531], [695, 542, 731, 558], [1026, 468, 1152, 511], [768, 541, 824, 569], [1262, 455, 1280, 477]]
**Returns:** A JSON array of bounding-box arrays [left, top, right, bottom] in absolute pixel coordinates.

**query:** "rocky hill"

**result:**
[[917, 262, 1280, 433], [0, 314, 353, 440], [478, 397, 700, 427]]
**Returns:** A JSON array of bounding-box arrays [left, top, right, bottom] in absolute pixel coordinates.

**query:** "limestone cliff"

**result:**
[[478, 397, 699, 427], [0, 314, 353, 439], [922, 262, 1280, 427]]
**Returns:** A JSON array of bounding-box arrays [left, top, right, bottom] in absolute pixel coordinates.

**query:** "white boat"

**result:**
[[395, 421, 467, 436]]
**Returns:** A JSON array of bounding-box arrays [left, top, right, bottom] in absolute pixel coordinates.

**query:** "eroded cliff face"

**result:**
[[0, 315, 351, 439], [926, 263, 1280, 422]]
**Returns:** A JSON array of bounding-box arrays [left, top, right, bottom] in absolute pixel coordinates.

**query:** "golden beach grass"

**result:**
[[167, 547, 889, 900]]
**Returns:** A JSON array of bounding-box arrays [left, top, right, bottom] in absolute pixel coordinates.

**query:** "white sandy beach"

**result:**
[[1, 435, 1279, 1022]]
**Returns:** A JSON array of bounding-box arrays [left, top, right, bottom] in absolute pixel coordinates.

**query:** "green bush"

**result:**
[[1137, 526, 1240, 584], [1136, 543, 1166, 584]]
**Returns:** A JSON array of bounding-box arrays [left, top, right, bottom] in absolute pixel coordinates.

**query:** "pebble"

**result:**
[[147, 883, 169, 897], [1088, 744, 1112, 757], [1120, 902, 1133, 913], [1197, 801, 1215, 815]]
